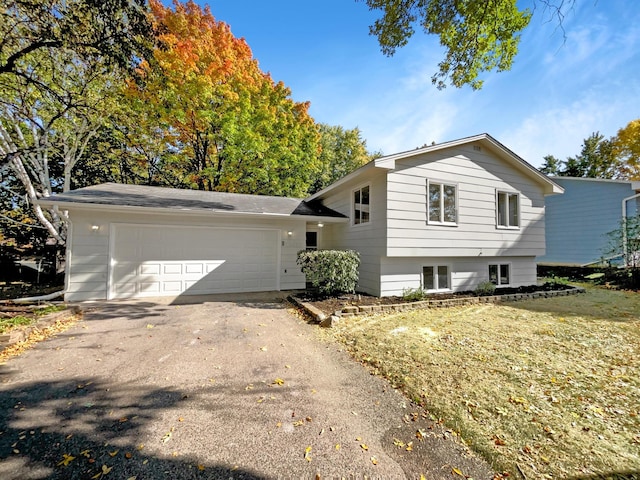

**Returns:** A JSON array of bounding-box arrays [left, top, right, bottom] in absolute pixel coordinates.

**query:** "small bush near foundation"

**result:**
[[297, 250, 360, 297], [474, 281, 496, 296], [402, 287, 427, 301]]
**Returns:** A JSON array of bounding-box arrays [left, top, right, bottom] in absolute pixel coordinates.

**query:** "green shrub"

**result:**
[[402, 287, 426, 301], [296, 250, 360, 297], [475, 281, 496, 296]]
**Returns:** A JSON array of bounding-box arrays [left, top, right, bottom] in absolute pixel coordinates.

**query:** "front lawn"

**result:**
[[329, 287, 640, 479]]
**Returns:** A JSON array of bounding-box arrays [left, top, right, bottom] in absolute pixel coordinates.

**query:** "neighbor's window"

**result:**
[[497, 191, 519, 228], [428, 181, 457, 224], [489, 264, 510, 286], [353, 185, 370, 225], [423, 265, 450, 291]]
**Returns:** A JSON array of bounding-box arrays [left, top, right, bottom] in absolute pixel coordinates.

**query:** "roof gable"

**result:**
[[307, 133, 563, 200]]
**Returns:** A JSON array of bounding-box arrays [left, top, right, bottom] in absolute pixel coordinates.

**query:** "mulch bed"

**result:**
[[299, 283, 573, 316]]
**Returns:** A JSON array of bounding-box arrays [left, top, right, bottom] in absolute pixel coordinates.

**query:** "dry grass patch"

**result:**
[[330, 287, 640, 479]]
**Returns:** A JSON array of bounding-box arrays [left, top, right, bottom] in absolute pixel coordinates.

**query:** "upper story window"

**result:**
[[353, 185, 370, 225], [427, 180, 457, 225], [497, 191, 519, 228]]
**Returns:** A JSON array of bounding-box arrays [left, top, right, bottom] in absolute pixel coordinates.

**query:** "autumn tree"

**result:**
[[613, 119, 640, 180], [312, 124, 373, 193], [129, 0, 321, 197]]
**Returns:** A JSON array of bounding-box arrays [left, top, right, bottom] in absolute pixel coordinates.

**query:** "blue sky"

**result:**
[[203, 1, 639, 168]]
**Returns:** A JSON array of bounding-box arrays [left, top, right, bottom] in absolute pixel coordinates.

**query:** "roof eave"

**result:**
[[36, 199, 348, 222]]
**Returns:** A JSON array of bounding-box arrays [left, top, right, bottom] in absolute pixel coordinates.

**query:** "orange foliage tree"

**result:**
[[127, 0, 321, 196]]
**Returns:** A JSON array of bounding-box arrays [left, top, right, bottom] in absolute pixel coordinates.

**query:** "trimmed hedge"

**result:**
[[296, 250, 360, 296]]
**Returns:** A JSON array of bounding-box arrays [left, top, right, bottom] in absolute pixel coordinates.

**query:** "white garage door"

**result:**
[[110, 224, 279, 298]]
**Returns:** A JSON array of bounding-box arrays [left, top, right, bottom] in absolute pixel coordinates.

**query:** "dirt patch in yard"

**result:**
[[326, 286, 640, 479]]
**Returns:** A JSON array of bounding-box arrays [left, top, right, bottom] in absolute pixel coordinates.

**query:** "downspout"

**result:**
[[622, 192, 640, 265]]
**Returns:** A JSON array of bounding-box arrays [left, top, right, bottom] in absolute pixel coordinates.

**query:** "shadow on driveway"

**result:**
[[0, 378, 267, 479], [0, 293, 495, 479]]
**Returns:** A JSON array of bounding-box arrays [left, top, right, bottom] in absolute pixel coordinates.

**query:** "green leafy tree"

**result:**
[[312, 124, 373, 193], [603, 216, 640, 289], [363, 0, 533, 89], [540, 132, 619, 179], [0, 0, 155, 169], [539, 154, 562, 176]]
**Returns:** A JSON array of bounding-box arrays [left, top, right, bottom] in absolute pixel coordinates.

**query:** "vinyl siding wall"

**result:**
[[318, 170, 388, 296], [380, 255, 536, 296], [386, 144, 547, 257], [64, 209, 306, 301], [538, 178, 640, 265]]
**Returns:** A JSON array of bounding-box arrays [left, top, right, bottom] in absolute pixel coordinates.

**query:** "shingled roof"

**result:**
[[40, 183, 346, 219]]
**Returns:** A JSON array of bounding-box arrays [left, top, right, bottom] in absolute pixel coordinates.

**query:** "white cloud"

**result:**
[[501, 97, 620, 167]]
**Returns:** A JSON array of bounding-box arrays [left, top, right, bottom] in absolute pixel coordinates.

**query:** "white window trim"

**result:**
[[496, 190, 520, 230], [351, 183, 371, 227], [427, 180, 458, 226], [422, 264, 452, 292], [489, 263, 512, 287]]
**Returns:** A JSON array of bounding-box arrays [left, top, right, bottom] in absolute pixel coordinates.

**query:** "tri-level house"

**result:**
[[307, 133, 563, 296], [40, 133, 563, 301]]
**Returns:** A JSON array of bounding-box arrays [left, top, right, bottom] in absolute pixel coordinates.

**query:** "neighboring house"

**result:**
[[537, 177, 640, 266], [40, 133, 562, 301]]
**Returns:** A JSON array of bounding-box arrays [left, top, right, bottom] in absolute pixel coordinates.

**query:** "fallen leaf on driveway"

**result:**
[[272, 378, 284, 386], [91, 464, 112, 479], [452, 467, 464, 476], [360, 443, 369, 451], [57, 453, 75, 466], [146, 324, 154, 329], [371, 456, 378, 465], [260, 346, 267, 351], [304, 446, 312, 462], [108, 450, 118, 457]]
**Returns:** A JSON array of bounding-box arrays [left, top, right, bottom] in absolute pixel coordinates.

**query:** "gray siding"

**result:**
[[65, 210, 306, 301], [386, 144, 547, 257], [538, 178, 640, 266], [319, 169, 387, 296]]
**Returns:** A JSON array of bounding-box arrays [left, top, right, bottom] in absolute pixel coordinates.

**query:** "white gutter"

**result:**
[[622, 192, 640, 265]]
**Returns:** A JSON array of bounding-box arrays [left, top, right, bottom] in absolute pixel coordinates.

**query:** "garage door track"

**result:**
[[0, 293, 494, 479]]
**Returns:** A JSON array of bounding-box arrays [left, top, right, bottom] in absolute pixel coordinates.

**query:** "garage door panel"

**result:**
[[110, 225, 279, 298]]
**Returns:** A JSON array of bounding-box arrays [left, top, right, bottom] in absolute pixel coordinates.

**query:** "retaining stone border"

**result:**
[[290, 286, 586, 326], [0, 306, 81, 348]]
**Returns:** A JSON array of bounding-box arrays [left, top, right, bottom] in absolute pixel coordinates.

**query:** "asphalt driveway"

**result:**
[[0, 292, 494, 479]]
